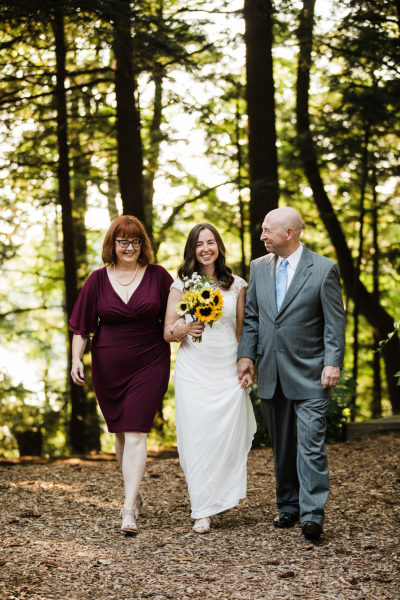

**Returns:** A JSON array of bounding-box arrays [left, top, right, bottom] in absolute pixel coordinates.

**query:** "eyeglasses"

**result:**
[[115, 238, 142, 248]]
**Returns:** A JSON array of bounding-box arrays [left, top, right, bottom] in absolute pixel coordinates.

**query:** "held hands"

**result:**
[[237, 357, 254, 389], [70, 359, 85, 386], [321, 365, 340, 389]]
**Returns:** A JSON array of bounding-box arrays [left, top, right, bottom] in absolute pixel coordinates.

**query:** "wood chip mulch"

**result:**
[[0, 433, 399, 600]]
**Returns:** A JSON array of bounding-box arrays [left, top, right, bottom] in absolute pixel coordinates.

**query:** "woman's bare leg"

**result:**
[[121, 431, 147, 511], [115, 432, 125, 469]]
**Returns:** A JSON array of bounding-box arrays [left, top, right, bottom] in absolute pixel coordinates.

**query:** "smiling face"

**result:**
[[260, 216, 290, 256], [195, 228, 219, 271], [260, 208, 302, 257], [114, 237, 141, 267]]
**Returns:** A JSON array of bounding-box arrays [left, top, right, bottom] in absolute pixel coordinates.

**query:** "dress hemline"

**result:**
[[190, 495, 246, 520]]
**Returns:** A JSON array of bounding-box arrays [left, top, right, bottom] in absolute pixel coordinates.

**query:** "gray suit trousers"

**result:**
[[261, 380, 329, 525]]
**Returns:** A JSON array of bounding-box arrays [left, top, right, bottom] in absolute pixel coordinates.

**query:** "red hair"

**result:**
[[102, 215, 153, 265]]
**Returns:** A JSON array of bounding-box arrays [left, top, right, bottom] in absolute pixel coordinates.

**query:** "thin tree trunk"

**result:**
[[52, 7, 91, 453], [113, 0, 145, 221], [244, 0, 279, 260], [371, 166, 382, 418], [70, 95, 101, 451], [296, 0, 400, 413], [106, 170, 120, 222], [71, 98, 90, 287], [235, 96, 247, 279], [351, 124, 370, 420], [143, 65, 163, 243], [394, 0, 400, 23]]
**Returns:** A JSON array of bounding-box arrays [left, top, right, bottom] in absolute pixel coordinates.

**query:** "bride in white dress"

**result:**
[[164, 224, 256, 533]]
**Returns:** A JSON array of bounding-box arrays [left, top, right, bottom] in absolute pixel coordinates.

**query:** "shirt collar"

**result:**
[[276, 243, 303, 269]]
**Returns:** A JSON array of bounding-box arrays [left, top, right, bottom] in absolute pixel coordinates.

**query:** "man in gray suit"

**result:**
[[238, 207, 345, 540]]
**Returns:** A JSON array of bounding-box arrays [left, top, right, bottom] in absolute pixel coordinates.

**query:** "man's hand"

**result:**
[[238, 357, 255, 389], [321, 365, 340, 389]]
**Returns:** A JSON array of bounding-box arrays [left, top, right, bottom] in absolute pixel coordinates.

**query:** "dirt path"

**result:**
[[1, 433, 399, 600]]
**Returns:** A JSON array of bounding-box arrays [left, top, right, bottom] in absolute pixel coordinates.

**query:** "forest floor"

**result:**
[[0, 433, 399, 600]]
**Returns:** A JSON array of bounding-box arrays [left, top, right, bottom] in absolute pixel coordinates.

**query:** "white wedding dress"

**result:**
[[172, 275, 257, 519]]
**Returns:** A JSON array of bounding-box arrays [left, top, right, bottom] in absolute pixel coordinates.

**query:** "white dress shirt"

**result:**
[[276, 243, 304, 290]]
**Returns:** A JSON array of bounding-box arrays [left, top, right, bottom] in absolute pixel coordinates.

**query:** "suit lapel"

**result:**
[[279, 246, 313, 312], [260, 254, 277, 315]]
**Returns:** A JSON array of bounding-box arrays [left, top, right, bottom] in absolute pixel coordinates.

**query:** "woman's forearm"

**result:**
[[164, 318, 187, 342], [71, 334, 87, 362]]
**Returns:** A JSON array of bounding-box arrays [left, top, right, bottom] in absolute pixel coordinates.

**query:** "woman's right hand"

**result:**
[[70, 359, 86, 386], [186, 320, 205, 338]]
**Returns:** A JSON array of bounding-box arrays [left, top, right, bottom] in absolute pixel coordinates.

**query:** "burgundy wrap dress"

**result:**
[[68, 264, 173, 433]]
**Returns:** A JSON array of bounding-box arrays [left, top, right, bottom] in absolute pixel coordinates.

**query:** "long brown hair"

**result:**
[[102, 215, 153, 265], [178, 223, 234, 289]]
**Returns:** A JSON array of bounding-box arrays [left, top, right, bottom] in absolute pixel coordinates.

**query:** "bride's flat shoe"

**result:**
[[192, 517, 210, 534]]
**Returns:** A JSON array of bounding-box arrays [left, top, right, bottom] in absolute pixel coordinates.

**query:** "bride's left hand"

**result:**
[[240, 373, 253, 389]]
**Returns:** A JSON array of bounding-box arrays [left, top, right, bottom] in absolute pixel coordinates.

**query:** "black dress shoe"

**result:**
[[302, 521, 323, 540], [273, 513, 298, 528]]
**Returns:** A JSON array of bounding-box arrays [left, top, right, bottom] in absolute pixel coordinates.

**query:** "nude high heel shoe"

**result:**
[[134, 493, 143, 520], [120, 508, 138, 535]]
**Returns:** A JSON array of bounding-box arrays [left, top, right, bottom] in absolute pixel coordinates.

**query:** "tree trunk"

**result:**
[[371, 166, 382, 418], [244, 0, 279, 260], [113, 0, 145, 221], [52, 9, 78, 321], [235, 96, 247, 279], [71, 97, 90, 287], [70, 95, 101, 451], [143, 66, 163, 243], [52, 8, 100, 453], [106, 170, 120, 222], [296, 0, 400, 413], [351, 124, 370, 420]]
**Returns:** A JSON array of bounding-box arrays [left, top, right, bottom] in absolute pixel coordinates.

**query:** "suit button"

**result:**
[[275, 324, 280, 329]]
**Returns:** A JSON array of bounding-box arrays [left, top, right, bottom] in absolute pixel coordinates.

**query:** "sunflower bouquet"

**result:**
[[176, 272, 224, 343]]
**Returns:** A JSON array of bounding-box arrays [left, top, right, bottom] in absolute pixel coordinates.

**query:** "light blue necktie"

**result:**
[[275, 258, 289, 311]]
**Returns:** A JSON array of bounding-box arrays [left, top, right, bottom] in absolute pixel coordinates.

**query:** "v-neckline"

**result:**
[[105, 265, 148, 306]]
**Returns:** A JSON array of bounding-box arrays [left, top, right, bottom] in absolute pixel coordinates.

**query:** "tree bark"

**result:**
[[351, 124, 370, 420], [143, 65, 163, 242], [296, 0, 400, 413], [52, 7, 100, 452], [113, 0, 145, 221], [70, 95, 101, 451], [371, 167, 382, 418], [244, 0, 279, 260], [236, 96, 247, 279]]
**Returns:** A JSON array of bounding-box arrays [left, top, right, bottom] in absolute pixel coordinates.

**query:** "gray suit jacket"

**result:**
[[238, 246, 345, 400]]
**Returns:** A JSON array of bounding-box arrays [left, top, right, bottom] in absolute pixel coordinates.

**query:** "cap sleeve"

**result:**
[[170, 279, 185, 293], [232, 275, 248, 294], [68, 270, 100, 338]]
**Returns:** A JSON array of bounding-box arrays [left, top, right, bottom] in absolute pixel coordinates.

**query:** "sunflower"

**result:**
[[195, 304, 218, 323], [184, 290, 198, 309], [212, 289, 223, 309], [176, 299, 189, 316], [197, 287, 214, 305]]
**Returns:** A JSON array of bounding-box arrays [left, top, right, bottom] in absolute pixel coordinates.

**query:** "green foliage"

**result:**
[[0, 0, 399, 455], [250, 371, 357, 448], [249, 388, 270, 449], [326, 371, 356, 443], [0, 370, 64, 457]]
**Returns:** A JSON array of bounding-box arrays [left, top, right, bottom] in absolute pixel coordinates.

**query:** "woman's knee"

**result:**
[[123, 431, 147, 447]]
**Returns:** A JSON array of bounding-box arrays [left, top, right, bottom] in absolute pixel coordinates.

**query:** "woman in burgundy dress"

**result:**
[[69, 215, 172, 535]]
